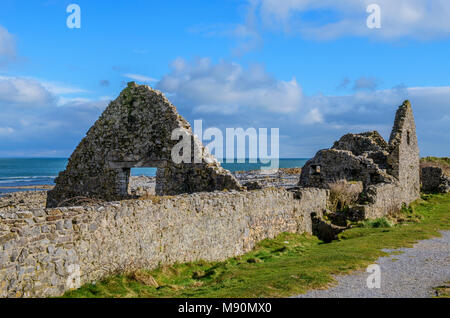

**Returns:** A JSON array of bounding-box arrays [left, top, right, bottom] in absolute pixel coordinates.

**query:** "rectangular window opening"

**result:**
[[129, 167, 157, 196]]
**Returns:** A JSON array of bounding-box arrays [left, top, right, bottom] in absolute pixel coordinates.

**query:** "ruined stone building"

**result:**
[[46, 82, 241, 208], [299, 101, 420, 218], [2, 83, 427, 297]]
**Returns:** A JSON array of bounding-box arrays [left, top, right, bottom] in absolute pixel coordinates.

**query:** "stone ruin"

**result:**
[[46, 82, 242, 208], [47, 82, 421, 216], [421, 166, 450, 193], [299, 100, 421, 217], [1, 90, 432, 297]]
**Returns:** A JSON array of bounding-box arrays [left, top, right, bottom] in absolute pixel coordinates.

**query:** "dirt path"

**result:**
[[295, 230, 450, 298]]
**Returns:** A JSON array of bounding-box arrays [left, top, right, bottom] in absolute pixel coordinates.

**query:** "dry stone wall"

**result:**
[[421, 166, 450, 193], [351, 183, 406, 219], [0, 188, 328, 298]]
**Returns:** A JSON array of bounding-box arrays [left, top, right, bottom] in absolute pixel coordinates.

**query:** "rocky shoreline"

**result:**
[[2, 158, 448, 213], [0, 168, 303, 213]]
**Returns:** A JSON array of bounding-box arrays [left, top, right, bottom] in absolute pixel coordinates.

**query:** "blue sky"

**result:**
[[0, 0, 449, 158]]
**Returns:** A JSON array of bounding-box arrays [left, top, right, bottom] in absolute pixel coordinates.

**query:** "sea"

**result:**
[[0, 158, 309, 195]]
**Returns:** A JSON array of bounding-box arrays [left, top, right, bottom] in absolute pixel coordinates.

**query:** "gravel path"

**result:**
[[295, 230, 450, 298]]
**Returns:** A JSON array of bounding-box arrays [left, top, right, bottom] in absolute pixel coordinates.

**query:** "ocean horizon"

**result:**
[[0, 158, 309, 194]]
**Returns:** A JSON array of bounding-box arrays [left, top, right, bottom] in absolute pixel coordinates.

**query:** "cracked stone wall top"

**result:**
[[46, 82, 241, 208]]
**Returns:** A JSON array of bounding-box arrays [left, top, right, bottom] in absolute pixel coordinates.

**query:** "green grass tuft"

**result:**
[[433, 282, 450, 298], [359, 217, 393, 228]]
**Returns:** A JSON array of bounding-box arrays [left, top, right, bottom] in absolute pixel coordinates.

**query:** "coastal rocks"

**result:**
[[421, 167, 450, 193], [128, 176, 156, 196], [234, 168, 300, 190], [46, 82, 241, 208]]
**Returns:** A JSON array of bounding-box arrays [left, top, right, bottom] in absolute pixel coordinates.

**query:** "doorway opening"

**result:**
[[129, 167, 158, 197]]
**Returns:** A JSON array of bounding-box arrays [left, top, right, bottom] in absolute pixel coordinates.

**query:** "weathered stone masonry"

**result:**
[[421, 166, 450, 193], [46, 82, 241, 208], [1, 188, 327, 298], [299, 101, 420, 219], [1, 84, 423, 298]]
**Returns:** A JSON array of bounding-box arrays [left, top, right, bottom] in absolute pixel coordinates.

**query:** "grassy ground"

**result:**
[[433, 282, 450, 298], [63, 193, 450, 298]]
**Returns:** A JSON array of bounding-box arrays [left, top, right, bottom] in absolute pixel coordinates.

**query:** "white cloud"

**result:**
[[123, 73, 158, 83], [252, 0, 450, 40], [0, 76, 54, 105], [0, 75, 109, 156], [156, 57, 303, 114], [302, 108, 324, 124], [0, 75, 101, 108], [0, 25, 16, 59]]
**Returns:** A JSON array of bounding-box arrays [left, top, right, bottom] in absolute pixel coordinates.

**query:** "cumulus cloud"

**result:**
[[301, 108, 324, 124], [153, 57, 450, 157], [156, 57, 303, 114], [1, 61, 448, 158], [251, 0, 450, 40], [0, 76, 54, 105], [0, 76, 92, 107], [297, 85, 450, 156], [0, 76, 109, 157]]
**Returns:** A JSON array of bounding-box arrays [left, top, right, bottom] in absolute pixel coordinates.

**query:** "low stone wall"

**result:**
[[354, 183, 407, 219], [421, 166, 450, 193], [0, 188, 328, 298]]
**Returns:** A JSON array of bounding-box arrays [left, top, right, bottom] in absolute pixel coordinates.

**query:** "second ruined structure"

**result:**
[[299, 101, 421, 218]]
